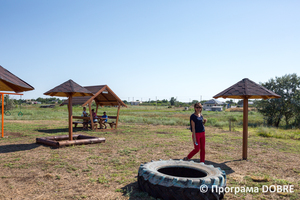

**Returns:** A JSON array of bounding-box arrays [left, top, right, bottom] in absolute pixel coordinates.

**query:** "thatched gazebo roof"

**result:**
[[60, 85, 127, 107], [44, 79, 94, 97], [213, 78, 281, 100], [0, 65, 34, 92]]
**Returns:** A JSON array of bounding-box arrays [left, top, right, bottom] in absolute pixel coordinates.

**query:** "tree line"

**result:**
[[1, 96, 63, 110], [256, 73, 300, 128]]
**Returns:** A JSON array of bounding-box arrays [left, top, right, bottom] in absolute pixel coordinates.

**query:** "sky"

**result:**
[[1, 0, 299, 102]]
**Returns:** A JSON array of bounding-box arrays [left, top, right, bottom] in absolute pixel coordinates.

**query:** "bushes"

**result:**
[[256, 126, 300, 140], [256, 127, 276, 137]]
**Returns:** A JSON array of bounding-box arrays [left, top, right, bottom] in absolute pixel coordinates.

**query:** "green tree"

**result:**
[[1, 95, 15, 110], [256, 73, 300, 128], [191, 100, 199, 105], [162, 99, 168, 103], [170, 97, 177, 106]]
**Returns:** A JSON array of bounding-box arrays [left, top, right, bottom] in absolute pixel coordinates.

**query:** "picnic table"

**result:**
[[96, 116, 117, 129], [72, 115, 117, 130], [72, 116, 93, 129]]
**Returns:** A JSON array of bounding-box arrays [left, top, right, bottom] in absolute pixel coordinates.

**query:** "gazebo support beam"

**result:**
[[68, 95, 73, 141], [243, 97, 249, 160], [1, 92, 23, 138], [1, 94, 3, 138], [88, 103, 94, 129], [96, 102, 99, 114], [116, 103, 121, 129]]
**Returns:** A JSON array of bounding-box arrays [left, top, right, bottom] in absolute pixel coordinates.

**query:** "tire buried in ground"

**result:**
[[138, 160, 226, 200]]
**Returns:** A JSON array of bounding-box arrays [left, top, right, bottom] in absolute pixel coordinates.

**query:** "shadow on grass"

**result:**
[[0, 143, 41, 153], [36, 127, 85, 134], [120, 159, 240, 199], [193, 159, 237, 175]]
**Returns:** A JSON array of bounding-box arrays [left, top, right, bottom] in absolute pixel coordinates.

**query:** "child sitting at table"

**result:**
[[82, 107, 88, 129], [101, 112, 108, 129], [82, 107, 88, 117], [102, 112, 108, 122], [92, 109, 98, 122]]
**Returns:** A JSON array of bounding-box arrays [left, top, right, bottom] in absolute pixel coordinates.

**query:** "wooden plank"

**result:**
[[105, 86, 127, 107], [36, 135, 105, 147], [73, 116, 90, 120], [37, 134, 80, 141], [82, 86, 107, 107], [58, 138, 105, 146], [108, 116, 117, 119], [36, 138, 59, 147]]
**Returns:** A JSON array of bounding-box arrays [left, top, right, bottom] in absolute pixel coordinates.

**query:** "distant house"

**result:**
[[203, 99, 224, 111], [25, 100, 41, 104], [131, 101, 142, 106], [211, 106, 223, 111]]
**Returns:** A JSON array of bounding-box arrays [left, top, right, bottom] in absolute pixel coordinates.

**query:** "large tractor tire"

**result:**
[[138, 159, 226, 200]]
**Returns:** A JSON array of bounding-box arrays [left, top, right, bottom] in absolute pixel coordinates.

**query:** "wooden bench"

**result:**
[[72, 116, 98, 130], [73, 121, 99, 130], [73, 121, 84, 128]]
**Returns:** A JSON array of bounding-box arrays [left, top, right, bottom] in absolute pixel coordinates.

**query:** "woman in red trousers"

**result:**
[[184, 103, 207, 163]]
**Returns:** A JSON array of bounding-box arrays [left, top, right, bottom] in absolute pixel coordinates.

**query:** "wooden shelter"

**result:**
[[0, 65, 34, 137], [0, 65, 34, 92], [60, 85, 127, 130], [37, 80, 105, 147], [43, 79, 94, 141], [213, 78, 281, 160]]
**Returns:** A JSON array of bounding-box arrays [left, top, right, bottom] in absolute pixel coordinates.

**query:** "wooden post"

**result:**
[[68, 95, 73, 141], [115, 103, 121, 129], [0, 92, 23, 138], [1, 94, 3, 138], [88, 103, 94, 129], [243, 97, 249, 160], [96, 102, 99, 115]]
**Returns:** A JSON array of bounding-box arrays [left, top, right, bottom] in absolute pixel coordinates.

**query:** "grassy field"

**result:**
[[0, 105, 299, 200]]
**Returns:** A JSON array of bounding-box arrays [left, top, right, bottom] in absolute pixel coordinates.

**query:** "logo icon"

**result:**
[[200, 185, 208, 193]]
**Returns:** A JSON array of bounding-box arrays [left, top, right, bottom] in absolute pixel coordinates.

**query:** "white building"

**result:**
[[131, 101, 142, 106], [203, 99, 224, 111]]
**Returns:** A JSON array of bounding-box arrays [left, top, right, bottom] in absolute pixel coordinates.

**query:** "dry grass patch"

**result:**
[[0, 120, 299, 199]]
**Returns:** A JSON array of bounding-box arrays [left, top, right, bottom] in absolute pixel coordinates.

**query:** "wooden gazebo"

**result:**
[[213, 78, 280, 160], [0, 65, 34, 137], [36, 80, 105, 147], [60, 85, 127, 130]]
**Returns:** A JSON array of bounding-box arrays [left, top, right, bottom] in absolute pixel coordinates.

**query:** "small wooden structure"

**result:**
[[60, 85, 127, 130], [0, 65, 34, 138], [36, 135, 105, 147], [43, 79, 94, 141], [36, 80, 106, 147], [213, 78, 281, 160]]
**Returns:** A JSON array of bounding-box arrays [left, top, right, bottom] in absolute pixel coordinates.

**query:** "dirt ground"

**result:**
[[0, 120, 299, 200]]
